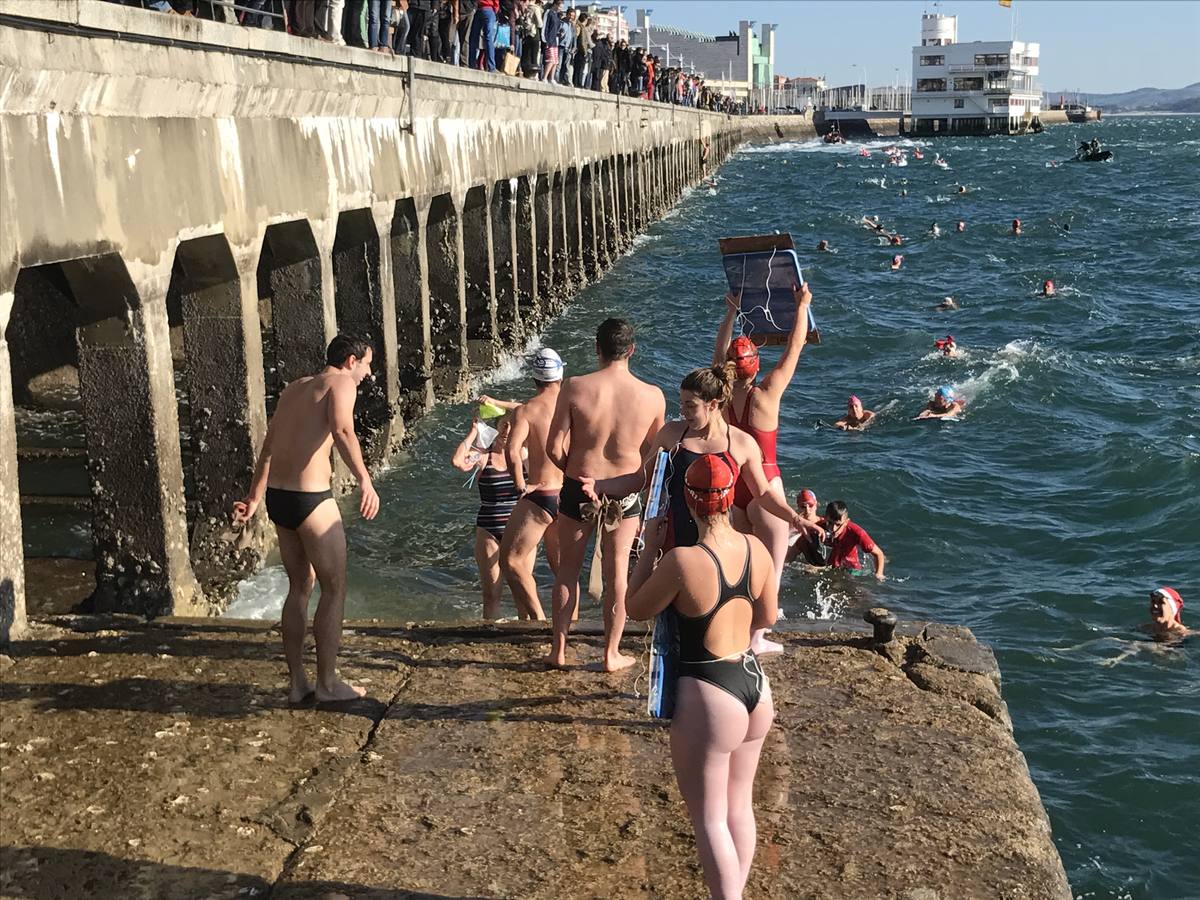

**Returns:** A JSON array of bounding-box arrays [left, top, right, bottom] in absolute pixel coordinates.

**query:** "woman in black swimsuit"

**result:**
[[452, 415, 521, 619], [626, 454, 778, 900]]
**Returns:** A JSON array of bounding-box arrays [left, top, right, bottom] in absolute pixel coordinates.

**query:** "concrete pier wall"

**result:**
[[0, 1, 745, 636]]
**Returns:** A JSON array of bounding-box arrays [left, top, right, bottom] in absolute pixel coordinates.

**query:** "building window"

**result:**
[[974, 53, 1009, 66], [917, 78, 947, 93], [919, 55, 945, 67], [1022, 56, 1038, 66], [953, 99, 965, 108], [953, 77, 984, 91]]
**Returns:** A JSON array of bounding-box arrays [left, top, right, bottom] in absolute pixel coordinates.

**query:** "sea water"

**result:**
[[231, 115, 1200, 897]]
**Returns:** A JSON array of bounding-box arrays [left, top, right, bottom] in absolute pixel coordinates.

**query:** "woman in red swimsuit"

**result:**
[[714, 283, 815, 654]]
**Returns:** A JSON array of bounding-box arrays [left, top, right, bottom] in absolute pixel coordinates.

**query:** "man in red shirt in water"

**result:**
[[824, 500, 886, 580]]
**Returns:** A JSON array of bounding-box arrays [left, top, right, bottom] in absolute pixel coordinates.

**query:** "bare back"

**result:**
[[518, 389, 563, 488], [557, 367, 665, 481], [265, 372, 350, 491], [670, 535, 774, 658]]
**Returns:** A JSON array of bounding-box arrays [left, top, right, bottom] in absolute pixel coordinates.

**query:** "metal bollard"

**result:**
[[864, 607, 897, 644]]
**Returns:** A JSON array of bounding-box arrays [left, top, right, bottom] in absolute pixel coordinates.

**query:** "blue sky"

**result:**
[[629, 1, 1200, 94]]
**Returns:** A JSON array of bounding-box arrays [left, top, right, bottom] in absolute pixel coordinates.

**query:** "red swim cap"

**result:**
[[726, 335, 760, 380], [1151, 587, 1184, 622], [684, 455, 737, 517], [1043, 279, 1055, 292], [799, 489, 818, 505]]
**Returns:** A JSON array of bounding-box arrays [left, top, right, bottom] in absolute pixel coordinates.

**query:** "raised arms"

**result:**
[[759, 282, 812, 399]]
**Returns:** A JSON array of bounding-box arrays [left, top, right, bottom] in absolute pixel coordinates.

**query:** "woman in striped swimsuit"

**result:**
[[452, 415, 522, 619]]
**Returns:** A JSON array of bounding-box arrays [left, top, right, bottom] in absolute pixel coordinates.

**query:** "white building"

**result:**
[[910, 13, 1041, 135]]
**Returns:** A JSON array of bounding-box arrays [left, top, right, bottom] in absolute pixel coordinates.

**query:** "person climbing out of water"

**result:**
[[786, 488, 827, 566], [625, 455, 777, 900], [1011, 218, 1022, 235], [956, 220, 966, 233], [499, 348, 567, 622], [823, 500, 886, 580], [817, 239, 831, 252], [452, 409, 523, 620], [545, 318, 666, 671], [1145, 587, 1191, 639], [834, 394, 875, 430], [890, 254, 903, 271], [917, 385, 964, 419], [934, 335, 958, 357], [232, 334, 380, 706], [713, 283, 819, 653], [1042, 279, 1056, 297]]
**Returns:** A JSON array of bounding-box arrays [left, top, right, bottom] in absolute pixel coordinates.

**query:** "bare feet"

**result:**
[[315, 678, 367, 702], [603, 651, 637, 673], [287, 678, 315, 706], [543, 650, 568, 669], [751, 633, 785, 656]]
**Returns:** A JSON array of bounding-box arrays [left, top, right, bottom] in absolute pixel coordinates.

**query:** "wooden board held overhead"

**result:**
[[719, 233, 820, 346]]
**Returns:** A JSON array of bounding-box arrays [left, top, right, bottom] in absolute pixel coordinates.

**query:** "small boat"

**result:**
[[1074, 149, 1113, 162], [933, 156, 949, 169]]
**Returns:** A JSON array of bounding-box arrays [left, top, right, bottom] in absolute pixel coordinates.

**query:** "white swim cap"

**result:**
[[531, 348, 564, 382]]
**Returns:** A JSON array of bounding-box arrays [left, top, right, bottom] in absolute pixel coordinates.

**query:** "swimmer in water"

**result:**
[[934, 335, 958, 357], [956, 220, 966, 233], [834, 395, 875, 431], [817, 239, 831, 252], [1011, 218, 1022, 235], [786, 489, 827, 566], [929, 222, 941, 237], [916, 385, 964, 419], [1145, 587, 1191, 639], [823, 500, 886, 580], [1042, 279, 1056, 297], [956, 185, 968, 194], [888, 234, 903, 246], [899, 189, 908, 197], [861, 215, 885, 233], [890, 254, 903, 271], [935, 296, 959, 311]]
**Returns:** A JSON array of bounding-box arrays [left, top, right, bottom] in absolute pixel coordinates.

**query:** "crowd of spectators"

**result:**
[[115, 0, 741, 112]]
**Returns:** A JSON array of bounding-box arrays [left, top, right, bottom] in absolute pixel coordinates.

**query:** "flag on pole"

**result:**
[[999, 0, 1012, 7]]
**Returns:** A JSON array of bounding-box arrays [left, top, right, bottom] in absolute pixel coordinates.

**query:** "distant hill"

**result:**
[[1043, 82, 1200, 112]]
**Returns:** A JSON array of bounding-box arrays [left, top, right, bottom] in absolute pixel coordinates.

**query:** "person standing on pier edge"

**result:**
[[468, 0, 498, 70], [626, 455, 777, 900], [713, 282, 815, 655], [544, 318, 665, 670], [232, 335, 380, 705]]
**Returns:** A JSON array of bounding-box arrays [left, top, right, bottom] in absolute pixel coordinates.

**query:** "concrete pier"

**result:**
[[0, 0, 743, 634], [0, 616, 1071, 899]]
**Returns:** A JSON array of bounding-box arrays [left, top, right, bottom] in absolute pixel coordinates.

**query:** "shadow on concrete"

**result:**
[[0, 677, 387, 722], [388, 690, 661, 731], [0, 846, 486, 900]]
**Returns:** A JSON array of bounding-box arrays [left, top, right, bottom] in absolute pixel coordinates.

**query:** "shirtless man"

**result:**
[[834, 394, 875, 430], [232, 335, 380, 705], [545, 318, 666, 671], [498, 348, 566, 621]]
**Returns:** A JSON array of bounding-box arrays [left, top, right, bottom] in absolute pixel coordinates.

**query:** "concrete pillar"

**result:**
[[631, 153, 645, 232], [259, 220, 329, 396], [165, 235, 269, 594], [462, 184, 498, 369], [425, 194, 469, 399], [580, 164, 600, 280], [332, 209, 402, 463], [552, 172, 571, 297], [624, 154, 636, 237], [618, 155, 632, 245], [591, 162, 611, 271], [563, 168, 583, 287], [603, 159, 620, 260], [534, 173, 555, 311], [391, 198, 434, 421], [68, 257, 204, 616], [0, 327, 26, 642], [656, 148, 667, 214], [490, 180, 520, 343], [515, 176, 539, 331], [613, 156, 626, 247]]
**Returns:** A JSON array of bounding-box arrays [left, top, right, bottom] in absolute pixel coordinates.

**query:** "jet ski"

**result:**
[[1074, 149, 1113, 162]]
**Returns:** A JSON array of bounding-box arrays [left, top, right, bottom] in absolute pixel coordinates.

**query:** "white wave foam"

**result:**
[[742, 136, 929, 156], [467, 331, 546, 394], [225, 565, 288, 619]]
